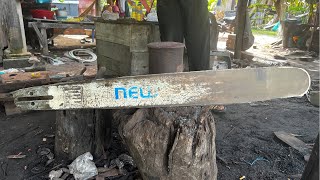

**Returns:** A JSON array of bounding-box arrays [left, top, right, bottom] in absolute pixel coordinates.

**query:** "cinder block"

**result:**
[[3, 58, 32, 69]]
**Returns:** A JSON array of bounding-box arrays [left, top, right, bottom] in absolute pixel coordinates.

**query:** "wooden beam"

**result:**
[[274, 131, 311, 157], [0, 93, 13, 102], [4, 102, 23, 116], [40, 28, 49, 55], [28, 22, 95, 30], [6, 0, 28, 54], [234, 0, 248, 59]]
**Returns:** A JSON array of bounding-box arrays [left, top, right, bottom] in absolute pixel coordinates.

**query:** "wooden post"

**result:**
[[55, 109, 112, 161], [40, 28, 49, 55], [0, 0, 28, 54], [234, 0, 248, 59], [301, 134, 319, 180]]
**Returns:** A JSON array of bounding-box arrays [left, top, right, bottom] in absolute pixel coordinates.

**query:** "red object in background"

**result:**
[[112, 5, 120, 13], [31, 9, 54, 19]]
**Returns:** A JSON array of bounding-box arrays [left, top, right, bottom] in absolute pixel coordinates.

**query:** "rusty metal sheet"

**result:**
[[12, 67, 310, 110]]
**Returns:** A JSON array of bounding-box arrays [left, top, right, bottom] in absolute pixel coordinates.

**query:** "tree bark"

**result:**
[[55, 109, 112, 161], [115, 106, 217, 180], [275, 0, 287, 38], [234, 0, 248, 59]]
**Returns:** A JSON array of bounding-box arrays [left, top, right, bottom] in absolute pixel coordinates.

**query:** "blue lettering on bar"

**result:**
[[114, 86, 158, 100], [115, 87, 127, 100], [128, 86, 138, 99]]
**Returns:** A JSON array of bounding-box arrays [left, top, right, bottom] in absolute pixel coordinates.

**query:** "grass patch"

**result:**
[[252, 29, 277, 36]]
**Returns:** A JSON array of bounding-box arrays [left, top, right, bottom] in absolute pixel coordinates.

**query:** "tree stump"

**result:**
[[115, 106, 217, 180], [55, 109, 112, 161]]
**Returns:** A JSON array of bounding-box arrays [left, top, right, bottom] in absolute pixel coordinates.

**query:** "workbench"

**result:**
[[28, 18, 95, 55]]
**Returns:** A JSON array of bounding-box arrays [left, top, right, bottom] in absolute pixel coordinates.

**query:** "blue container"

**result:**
[[52, 0, 79, 17], [36, 0, 52, 3]]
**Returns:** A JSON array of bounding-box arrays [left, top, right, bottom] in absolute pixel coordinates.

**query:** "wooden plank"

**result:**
[[13, 67, 310, 110], [4, 102, 23, 116], [31, 23, 45, 45], [1, 71, 50, 84], [0, 93, 13, 102], [40, 28, 49, 55], [30, 18, 94, 25], [28, 22, 95, 30], [234, 0, 248, 59], [274, 131, 311, 156], [0, 79, 49, 93]]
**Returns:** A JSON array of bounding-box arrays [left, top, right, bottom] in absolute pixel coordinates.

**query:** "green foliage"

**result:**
[[252, 28, 277, 36], [249, 3, 270, 10], [286, 0, 308, 15], [208, 0, 230, 11], [208, 0, 218, 11]]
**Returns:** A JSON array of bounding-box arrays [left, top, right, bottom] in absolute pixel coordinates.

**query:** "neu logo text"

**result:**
[[114, 86, 158, 100]]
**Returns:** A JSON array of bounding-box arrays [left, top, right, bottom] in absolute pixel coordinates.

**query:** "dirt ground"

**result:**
[[215, 97, 318, 179], [0, 98, 318, 179], [0, 33, 319, 180]]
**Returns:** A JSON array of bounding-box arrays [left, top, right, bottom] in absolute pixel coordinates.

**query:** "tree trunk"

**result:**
[[115, 106, 217, 180], [275, 0, 287, 38], [274, 0, 281, 22], [55, 109, 112, 161]]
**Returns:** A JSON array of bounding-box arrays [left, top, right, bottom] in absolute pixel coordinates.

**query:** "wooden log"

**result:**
[[115, 106, 217, 180], [301, 134, 319, 180], [55, 67, 112, 161], [55, 109, 112, 161]]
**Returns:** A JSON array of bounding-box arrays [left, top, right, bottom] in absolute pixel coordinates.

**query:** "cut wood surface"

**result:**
[[115, 106, 217, 180], [274, 131, 311, 156]]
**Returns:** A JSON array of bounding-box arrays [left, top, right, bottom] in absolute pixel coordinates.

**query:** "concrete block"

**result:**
[[3, 58, 32, 69]]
